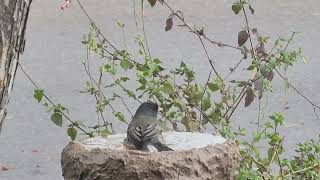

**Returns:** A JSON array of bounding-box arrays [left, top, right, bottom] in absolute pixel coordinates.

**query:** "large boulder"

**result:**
[[61, 132, 240, 180]]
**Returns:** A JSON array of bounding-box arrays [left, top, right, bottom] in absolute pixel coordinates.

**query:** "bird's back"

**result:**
[[127, 114, 161, 149]]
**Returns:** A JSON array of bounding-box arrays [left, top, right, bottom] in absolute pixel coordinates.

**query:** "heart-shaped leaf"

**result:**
[[165, 17, 173, 31], [245, 87, 254, 107], [51, 113, 63, 127], [238, 30, 249, 47], [208, 83, 219, 92], [148, 0, 157, 7], [67, 127, 77, 141], [232, 2, 243, 15], [266, 70, 274, 81], [34, 89, 44, 103]]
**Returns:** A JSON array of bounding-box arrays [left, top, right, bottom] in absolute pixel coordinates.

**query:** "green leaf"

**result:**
[[264, 122, 273, 129], [147, 61, 160, 74], [148, 0, 157, 7], [201, 95, 211, 111], [253, 132, 261, 143], [268, 147, 276, 163], [247, 64, 255, 70], [162, 81, 175, 95], [232, 2, 243, 15], [173, 98, 186, 111], [34, 89, 44, 103], [102, 64, 112, 72], [51, 113, 63, 127], [120, 77, 130, 82], [120, 59, 131, 70], [116, 21, 124, 28], [269, 113, 285, 126], [208, 83, 219, 92], [125, 89, 136, 98], [55, 104, 66, 112], [67, 127, 77, 141], [153, 58, 161, 64], [115, 112, 127, 123], [102, 128, 111, 136]]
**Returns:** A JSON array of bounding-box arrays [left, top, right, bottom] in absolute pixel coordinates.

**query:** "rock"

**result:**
[[61, 132, 240, 180]]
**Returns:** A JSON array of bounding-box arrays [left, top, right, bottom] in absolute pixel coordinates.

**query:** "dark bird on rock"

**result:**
[[127, 101, 173, 152]]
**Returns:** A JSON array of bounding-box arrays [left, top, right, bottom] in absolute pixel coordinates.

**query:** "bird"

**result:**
[[126, 101, 173, 152]]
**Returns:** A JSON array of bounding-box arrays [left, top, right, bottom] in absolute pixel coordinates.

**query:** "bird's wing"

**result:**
[[127, 117, 161, 145]]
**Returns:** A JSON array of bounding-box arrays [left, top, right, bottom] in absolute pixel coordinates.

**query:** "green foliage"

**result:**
[[67, 127, 77, 141], [238, 113, 320, 179], [232, 1, 245, 15], [34, 89, 44, 102], [51, 113, 63, 127], [31, 1, 320, 178]]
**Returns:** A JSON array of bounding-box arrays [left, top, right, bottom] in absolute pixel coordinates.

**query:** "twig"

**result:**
[[132, 0, 140, 35], [200, 70, 212, 120], [276, 150, 284, 179], [275, 69, 320, 111], [223, 57, 244, 80], [114, 93, 134, 118], [75, 0, 117, 51], [82, 60, 119, 116], [202, 34, 242, 51], [141, 0, 152, 58], [223, 85, 248, 119], [227, 87, 248, 121], [241, 0, 256, 60], [163, 1, 222, 80], [18, 63, 91, 136], [257, 98, 261, 130], [284, 162, 319, 177], [84, 45, 108, 126], [197, 36, 222, 80]]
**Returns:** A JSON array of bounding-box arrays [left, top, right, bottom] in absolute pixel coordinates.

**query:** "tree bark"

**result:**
[[0, 0, 32, 133]]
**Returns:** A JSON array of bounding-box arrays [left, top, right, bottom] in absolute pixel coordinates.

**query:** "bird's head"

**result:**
[[134, 101, 160, 118]]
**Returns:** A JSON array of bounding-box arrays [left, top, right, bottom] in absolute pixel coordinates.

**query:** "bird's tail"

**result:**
[[153, 142, 173, 152]]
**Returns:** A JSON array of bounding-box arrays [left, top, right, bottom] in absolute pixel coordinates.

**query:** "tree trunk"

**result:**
[[0, 0, 32, 134]]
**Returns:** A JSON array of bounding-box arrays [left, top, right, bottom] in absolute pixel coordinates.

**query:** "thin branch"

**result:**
[[275, 69, 320, 110], [197, 36, 222, 80], [141, 0, 152, 58], [75, 0, 117, 51], [223, 85, 248, 119], [241, 1, 256, 59], [202, 34, 242, 51], [284, 162, 319, 177], [114, 93, 134, 118], [227, 87, 248, 120], [18, 63, 91, 136], [132, 0, 140, 35], [84, 45, 108, 126], [200, 70, 212, 120], [163, 1, 222, 80], [223, 57, 245, 80]]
